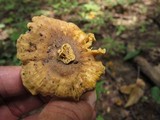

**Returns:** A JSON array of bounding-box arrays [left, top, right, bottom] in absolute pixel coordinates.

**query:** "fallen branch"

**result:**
[[134, 56, 160, 86]]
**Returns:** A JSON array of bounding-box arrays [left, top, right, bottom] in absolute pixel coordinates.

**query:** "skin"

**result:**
[[0, 66, 96, 120]]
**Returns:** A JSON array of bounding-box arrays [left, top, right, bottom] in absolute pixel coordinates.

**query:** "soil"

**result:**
[[96, 1, 160, 119]]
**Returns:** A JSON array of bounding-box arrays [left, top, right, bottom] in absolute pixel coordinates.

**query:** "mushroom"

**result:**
[[16, 15, 105, 100]]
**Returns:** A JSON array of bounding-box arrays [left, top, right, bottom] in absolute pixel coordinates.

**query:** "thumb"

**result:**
[[38, 91, 96, 120], [38, 100, 94, 120]]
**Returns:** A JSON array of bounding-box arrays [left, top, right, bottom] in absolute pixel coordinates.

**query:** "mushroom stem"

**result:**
[[57, 43, 76, 64]]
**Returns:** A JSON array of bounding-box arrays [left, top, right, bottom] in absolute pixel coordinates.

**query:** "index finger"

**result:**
[[0, 66, 26, 97]]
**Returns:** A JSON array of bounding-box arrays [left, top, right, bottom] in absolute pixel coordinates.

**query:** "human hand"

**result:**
[[0, 66, 96, 120]]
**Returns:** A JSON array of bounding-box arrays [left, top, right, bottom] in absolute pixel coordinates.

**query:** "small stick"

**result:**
[[134, 56, 160, 86]]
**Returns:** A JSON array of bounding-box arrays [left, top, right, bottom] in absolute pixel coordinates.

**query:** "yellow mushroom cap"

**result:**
[[16, 15, 105, 100]]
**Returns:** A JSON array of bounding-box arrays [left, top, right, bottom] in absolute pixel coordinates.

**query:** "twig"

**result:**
[[134, 56, 160, 86], [105, 68, 117, 81]]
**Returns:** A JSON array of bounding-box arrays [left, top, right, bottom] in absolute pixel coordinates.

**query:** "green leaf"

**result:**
[[5, 3, 15, 10], [143, 42, 156, 48], [3, 18, 14, 24], [12, 56, 21, 65], [96, 114, 104, 120], [10, 32, 20, 42], [83, 2, 100, 11], [116, 25, 126, 36], [0, 59, 6, 65], [102, 37, 126, 56], [123, 50, 141, 61], [151, 86, 160, 104], [96, 80, 105, 99], [33, 10, 52, 16], [0, 23, 5, 29]]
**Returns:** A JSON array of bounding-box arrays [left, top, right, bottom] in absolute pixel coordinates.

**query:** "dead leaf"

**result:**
[[0, 29, 9, 41], [125, 85, 144, 107], [114, 97, 123, 106], [120, 78, 145, 107], [154, 64, 160, 73], [120, 84, 135, 94], [136, 78, 146, 89], [112, 14, 138, 27]]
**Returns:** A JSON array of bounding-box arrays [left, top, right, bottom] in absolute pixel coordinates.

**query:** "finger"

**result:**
[[24, 107, 90, 120], [38, 100, 94, 120], [23, 92, 96, 120], [81, 90, 96, 109], [0, 105, 18, 120], [0, 66, 27, 97], [6, 95, 43, 117], [79, 91, 97, 120], [92, 110, 96, 120]]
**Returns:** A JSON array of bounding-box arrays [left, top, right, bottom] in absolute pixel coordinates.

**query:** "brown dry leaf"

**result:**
[[114, 97, 123, 106], [154, 64, 160, 73], [120, 78, 145, 107], [112, 15, 138, 27], [0, 29, 9, 41], [120, 84, 135, 94]]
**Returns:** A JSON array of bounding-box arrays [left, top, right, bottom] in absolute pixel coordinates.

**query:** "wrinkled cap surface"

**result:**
[[17, 15, 105, 100]]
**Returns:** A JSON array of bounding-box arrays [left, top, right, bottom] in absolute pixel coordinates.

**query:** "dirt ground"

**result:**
[[96, 1, 160, 119]]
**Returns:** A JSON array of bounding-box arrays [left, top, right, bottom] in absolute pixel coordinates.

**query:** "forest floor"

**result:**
[[96, 0, 160, 120], [1, 0, 160, 120]]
